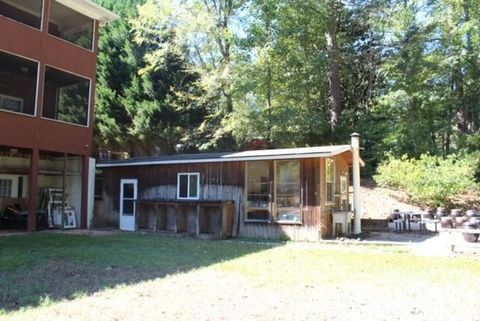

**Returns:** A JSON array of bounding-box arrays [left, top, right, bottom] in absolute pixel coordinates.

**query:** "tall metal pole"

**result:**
[[351, 133, 362, 236]]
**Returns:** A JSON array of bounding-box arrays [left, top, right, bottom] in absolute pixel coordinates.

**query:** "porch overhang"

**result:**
[[55, 0, 119, 25]]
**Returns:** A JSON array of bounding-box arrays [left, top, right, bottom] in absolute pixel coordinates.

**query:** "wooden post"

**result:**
[[153, 204, 159, 232], [196, 203, 201, 236], [61, 153, 66, 230], [174, 203, 178, 233], [27, 149, 39, 231]]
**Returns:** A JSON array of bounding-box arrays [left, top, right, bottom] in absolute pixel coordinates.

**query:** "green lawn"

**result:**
[[1, 233, 479, 321]]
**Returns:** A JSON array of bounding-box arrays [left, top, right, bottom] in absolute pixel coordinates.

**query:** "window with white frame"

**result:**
[[0, 0, 43, 29], [0, 178, 12, 197], [43, 66, 90, 126], [326, 158, 335, 204], [48, 0, 94, 50], [177, 173, 200, 199], [0, 51, 38, 115]]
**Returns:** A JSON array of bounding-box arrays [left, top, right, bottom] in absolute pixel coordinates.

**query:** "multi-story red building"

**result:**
[[0, 0, 117, 231]]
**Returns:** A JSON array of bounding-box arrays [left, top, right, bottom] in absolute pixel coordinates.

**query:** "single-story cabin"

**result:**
[[95, 134, 363, 241]]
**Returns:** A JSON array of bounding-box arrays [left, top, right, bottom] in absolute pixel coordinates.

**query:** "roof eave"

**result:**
[[97, 146, 353, 168], [55, 0, 119, 25]]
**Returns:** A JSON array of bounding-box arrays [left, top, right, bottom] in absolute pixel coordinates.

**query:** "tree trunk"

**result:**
[[453, 66, 466, 134], [326, 1, 342, 131]]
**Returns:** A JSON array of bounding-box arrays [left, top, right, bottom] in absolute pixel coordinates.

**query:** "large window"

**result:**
[[43, 66, 90, 126], [177, 173, 200, 200], [246, 161, 271, 222], [0, 178, 12, 197], [275, 160, 301, 223], [0, 0, 43, 29], [245, 160, 302, 224], [0, 51, 38, 115], [48, 0, 94, 50], [326, 158, 335, 204]]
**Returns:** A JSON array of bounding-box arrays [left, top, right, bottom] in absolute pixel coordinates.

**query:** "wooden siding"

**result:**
[[98, 153, 352, 240]]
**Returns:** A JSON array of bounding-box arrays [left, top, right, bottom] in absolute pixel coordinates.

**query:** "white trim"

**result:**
[[35, 62, 40, 116], [54, 0, 119, 25], [41, 64, 92, 128], [0, 49, 40, 117], [176, 172, 200, 200], [97, 146, 352, 168]]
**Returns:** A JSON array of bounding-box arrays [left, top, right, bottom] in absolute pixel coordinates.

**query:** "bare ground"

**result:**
[[360, 179, 421, 219]]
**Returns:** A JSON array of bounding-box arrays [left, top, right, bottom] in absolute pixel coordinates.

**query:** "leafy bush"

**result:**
[[374, 153, 480, 208]]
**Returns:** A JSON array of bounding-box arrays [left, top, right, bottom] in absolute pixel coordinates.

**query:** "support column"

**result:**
[[80, 155, 89, 229], [351, 133, 362, 236], [27, 149, 39, 231]]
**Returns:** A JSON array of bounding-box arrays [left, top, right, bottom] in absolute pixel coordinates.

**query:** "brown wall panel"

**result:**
[[37, 119, 91, 155], [0, 18, 42, 60], [0, 113, 37, 149], [0, 7, 97, 154], [43, 36, 96, 78]]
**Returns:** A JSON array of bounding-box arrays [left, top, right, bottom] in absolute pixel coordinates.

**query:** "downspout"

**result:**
[[351, 133, 362, 236]]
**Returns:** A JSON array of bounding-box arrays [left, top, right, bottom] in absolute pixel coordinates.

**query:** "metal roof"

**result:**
[[97, 145, 352, 168], [56, 0, 119, 25]]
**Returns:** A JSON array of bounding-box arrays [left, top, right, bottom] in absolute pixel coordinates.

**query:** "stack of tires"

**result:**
[[435, 208, 479, 243], [463, 210, 480, 243]]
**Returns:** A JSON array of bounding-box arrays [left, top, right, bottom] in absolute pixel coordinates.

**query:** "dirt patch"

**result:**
[[360, 179, 421, 219]]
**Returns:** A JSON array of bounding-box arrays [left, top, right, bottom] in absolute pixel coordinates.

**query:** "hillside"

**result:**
[[359, 179, 421, 219]]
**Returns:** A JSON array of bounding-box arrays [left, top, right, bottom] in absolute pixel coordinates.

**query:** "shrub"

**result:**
[[374, 153, 480, 208]]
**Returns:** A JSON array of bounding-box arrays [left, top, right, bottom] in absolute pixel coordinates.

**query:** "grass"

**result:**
[[1, 232, 480, 320], [0, 233, 271, 312]]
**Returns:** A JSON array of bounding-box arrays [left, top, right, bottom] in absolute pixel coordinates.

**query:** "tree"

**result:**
[[94, 0, 206, 157], [134, 0, 246, 151]]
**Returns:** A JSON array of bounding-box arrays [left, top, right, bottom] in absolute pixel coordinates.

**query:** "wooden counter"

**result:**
[[136, 199, 235, 239]]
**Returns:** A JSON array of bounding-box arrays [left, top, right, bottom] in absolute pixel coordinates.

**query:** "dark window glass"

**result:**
[[48, 0, 93, 50], [246, 161, 271, 222], [0, 51, 38, 115], [0, 179, 12, 197], [94, 174, 103, 200], [247, 210, 270, 221], [123, 183, 134, 199], [43, 66, 90, 126], [326, 159, 335, 203], [189, 175, 198, 198], [122, 200, 134, 216], [0, 0, 43, 29], [275, 160, 301, 223], [179, 175, 188, 198], [17, 176, 23, 198]]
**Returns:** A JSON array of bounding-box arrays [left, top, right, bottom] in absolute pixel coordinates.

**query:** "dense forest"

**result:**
[[93, 0, 479, 175]]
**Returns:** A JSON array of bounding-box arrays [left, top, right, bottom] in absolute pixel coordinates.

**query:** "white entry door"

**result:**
[[120, 179, 137, 231]]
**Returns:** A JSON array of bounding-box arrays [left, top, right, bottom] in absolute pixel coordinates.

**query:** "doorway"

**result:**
[[119, 179, 137, 231]]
